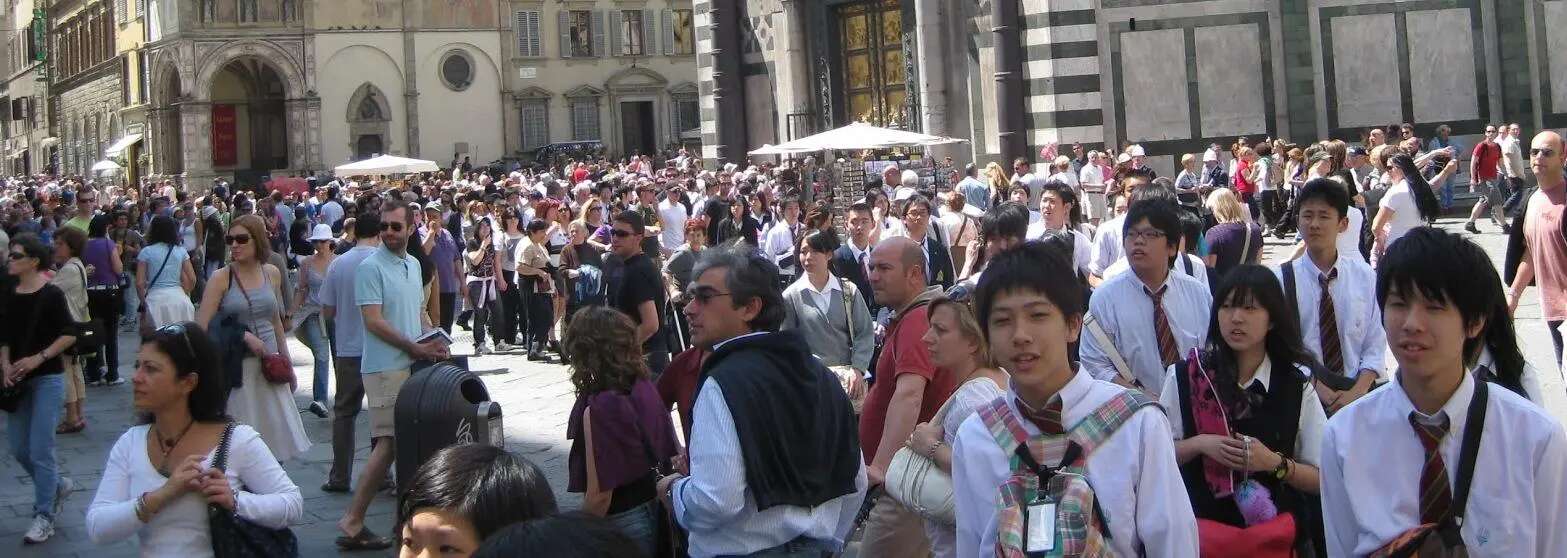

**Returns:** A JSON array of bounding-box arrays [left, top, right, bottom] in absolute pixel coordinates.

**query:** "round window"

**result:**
[[440, 51, 474, 91]]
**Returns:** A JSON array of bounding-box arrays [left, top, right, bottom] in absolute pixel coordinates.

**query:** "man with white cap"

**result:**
[[1200, 146, 1228, 191]]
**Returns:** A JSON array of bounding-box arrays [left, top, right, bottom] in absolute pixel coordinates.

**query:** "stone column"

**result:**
[[286, 97, 308, 171], [709, 0, 748, 163], [181, 101, 213, 184], [306, 95, 323, 170], [775, 0, 813, 140], [993, 0, 1026, 163], [914, 0, 954, 158], [146, 107, 164, 175]]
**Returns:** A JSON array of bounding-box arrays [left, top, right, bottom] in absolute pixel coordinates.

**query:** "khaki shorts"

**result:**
[[62, 356, 85, 404], [363, 368, 411, 439]]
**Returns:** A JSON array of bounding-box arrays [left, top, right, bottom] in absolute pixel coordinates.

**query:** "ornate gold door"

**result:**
[[836, 0, 906, 128]]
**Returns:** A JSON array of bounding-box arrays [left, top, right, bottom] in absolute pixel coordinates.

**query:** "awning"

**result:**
[[37, 137, 58, 149], [104, 133, 143, 155], [9, 148, 26, 160]]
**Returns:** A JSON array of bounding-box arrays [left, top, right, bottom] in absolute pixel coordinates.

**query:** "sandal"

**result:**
[[56, 421, 86, 434], [335, 527, 394, 551]]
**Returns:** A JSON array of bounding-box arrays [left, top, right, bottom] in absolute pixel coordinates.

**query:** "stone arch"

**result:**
[[346, 82, 394, 160], [605, 66, 670, 92], [192, 40, 306, 101], [421, 42, 500, 84]]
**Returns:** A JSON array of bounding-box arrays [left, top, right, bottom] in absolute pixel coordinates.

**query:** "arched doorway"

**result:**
[[209, 57, 288, 181], [346, 83, 392, 160], [157, 66, 185, 175], [355, 135, 384, 159]]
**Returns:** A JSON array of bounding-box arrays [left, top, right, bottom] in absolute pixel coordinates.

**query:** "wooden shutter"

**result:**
[[591, 10, 606, 58], [662, 10, 674, 56], [609, 10, 623, 57], [557, 11, 571, 59], [641, 9, 655, 56], [528, 12, 541, 58], [515, 11, 529, 56]]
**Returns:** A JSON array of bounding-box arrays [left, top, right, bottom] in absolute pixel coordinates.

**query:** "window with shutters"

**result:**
[[136, 0, 145, 18], [520, 101, 548, 151], [567, 10, 593, 58], [620, 10, 644, 56], [571, 99, 599, 141], [514, 11, 541, 57], [674, 99, 699, 135], [115, 0, 126, 24], [672, 10, 694, 55]]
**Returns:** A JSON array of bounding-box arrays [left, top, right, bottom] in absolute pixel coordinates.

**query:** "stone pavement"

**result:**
[[1, 217, 1563, 557]]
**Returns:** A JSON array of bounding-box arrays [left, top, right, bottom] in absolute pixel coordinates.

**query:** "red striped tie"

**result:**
[[1021, 398, 1065, 435], [1148, 285, 1180, 368], [1408, 413, 1453, 524], [1319, 269, 1345, 376]]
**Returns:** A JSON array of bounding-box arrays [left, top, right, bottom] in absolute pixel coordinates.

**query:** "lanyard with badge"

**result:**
[[1013, 441, 1084, 554]]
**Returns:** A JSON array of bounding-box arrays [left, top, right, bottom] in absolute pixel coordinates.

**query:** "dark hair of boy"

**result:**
[[1296, 177, 1351, 219], [973, 240, 1085, 339], [1375, 227, 1499, 376], [1122, 199, 1184, 266]]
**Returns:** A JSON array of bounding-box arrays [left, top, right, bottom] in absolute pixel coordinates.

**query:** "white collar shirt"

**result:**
[[1273, 252, 1387, 380], [1320, 372, 1567, 557], [793, 274, 842, 316], [1079, 270, 1212, 389], [1101, 253, 1210, 291], [1157, 356, 1328, 466], [1090, 215, 1125, 277], [951, 369, 1198, 558], [1026, 222, 1093, 277]]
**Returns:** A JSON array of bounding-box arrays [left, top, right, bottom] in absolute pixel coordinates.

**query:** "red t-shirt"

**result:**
[[1233, 159, 1255, 195], [858, 303, 956, 463], [1472, 141, 1502, 181]]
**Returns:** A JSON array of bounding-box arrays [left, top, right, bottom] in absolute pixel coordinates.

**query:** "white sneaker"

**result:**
[[22, 515, 53, 544], [54, 476, 75, 517], [494, 342, 512, 353]]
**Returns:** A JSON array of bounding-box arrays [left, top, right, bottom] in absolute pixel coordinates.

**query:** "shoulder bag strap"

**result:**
[[230, 270, 266, 344], [1282, 260, 1299, 321], [1241, 223, 1253, 265], [1083, 313, 1136, 387], [150, 245, 175, 288], [841, 282, 855, 353], [1068, 390, 1160, 459], [212, 420, 237, 472], [1450, 379, 1489, 524]]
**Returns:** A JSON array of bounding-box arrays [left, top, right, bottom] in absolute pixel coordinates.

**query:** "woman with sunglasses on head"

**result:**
[[196, 214, 311, 463], [289, 224, 337, 419], [2, 233, 80, 544], [86, 321, 304, 555], [1159, 265, 1327, 555]]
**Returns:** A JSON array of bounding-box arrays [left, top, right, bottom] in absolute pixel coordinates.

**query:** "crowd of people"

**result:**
[[0, 121, 1563, 558]]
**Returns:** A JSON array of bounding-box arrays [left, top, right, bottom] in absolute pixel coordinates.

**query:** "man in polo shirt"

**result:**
[[318, 212, 381, 493], [335, 199, 447, 550]]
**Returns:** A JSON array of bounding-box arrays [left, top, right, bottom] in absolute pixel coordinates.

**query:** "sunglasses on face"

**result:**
[[8, 251, 25, 260], [1531, 148, 1557, 157], [683, 285, 733, 305], [225, 234, 251, 245], [380, 222, 406, 232]]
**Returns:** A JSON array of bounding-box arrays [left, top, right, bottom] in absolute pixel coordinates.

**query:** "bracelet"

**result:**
[[134, 492, 149, 523], [925, 439, 944, 458]]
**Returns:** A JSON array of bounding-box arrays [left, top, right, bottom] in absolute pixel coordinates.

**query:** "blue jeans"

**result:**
[[8, 374, 65, 519], [607, 500, 658, 558], [1439, 177, 1455, 210], [293, 314, 331, 404]]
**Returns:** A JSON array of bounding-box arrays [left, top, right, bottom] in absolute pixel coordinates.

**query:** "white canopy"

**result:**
[[749, 121, 967, 155], [90, 159, 121, 173], [333, 155, 440, 176]]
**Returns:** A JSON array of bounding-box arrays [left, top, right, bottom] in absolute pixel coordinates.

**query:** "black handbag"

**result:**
[[65, 261, 101, 357], [633, 419, 685, 558], [207, 421, 300, 558]]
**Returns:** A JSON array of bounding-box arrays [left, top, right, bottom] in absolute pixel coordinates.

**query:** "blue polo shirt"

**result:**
[[354, 246, 425, 374], [318, 245, 377, 357]]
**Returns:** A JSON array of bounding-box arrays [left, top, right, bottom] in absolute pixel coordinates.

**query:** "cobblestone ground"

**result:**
[[2, 218, 1562, 557]]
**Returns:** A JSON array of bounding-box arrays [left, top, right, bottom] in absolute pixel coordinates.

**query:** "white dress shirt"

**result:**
[[1158, 357, 1327, 466], [951, 370, 1199, 558], [763, 219, 802, 274], [1080, 270, 1212, 388], [1100, 253, 1210, 291], [1320, 372, 1567, 557], [673, 378, 868, 557], [1273, 253, 1388, 380], [1090, 215, 1125, 277], [1475, 347, 1545, 405], [1026, 222, 1093, 277], [86, 425, 304, 556]]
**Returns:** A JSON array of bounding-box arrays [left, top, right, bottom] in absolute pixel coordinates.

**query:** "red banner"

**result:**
[[211, 104, 237, 167]]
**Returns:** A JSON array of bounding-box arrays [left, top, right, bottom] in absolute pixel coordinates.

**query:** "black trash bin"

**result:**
[[393, 362, 504, 492]]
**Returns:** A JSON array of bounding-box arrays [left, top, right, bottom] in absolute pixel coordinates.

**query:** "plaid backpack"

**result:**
[[978, 389, 1159, 557]]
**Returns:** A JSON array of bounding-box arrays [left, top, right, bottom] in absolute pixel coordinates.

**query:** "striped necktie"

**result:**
[[1147, 285, 1180, 368], [1319, 268, 1345, 376], [1408, 413, 1454, 524], [1020, 397, 1065, 435]]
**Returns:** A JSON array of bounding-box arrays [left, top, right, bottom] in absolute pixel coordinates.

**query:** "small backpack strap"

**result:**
[[1444, 379, 1489, 543], [978, 398, 1031, 456], [1282, 260, 1299, 323], [1083, 313, 1136, 388], [1066, 389, 1162, 460]]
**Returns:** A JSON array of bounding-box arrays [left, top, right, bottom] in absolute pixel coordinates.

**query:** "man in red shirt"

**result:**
[[1467, 124, 1509, 234], [1507, 131, 1567, 372], [858, 236, 952, 556]]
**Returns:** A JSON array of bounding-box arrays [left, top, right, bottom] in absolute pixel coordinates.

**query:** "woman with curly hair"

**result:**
[[564, 307, 681, 556]]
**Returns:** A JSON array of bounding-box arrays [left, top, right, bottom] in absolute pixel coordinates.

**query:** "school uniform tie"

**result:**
[[1408, 413, 1454, 524], [1020, 398, 1066, 435], [1147, 285, 1180, 368], [1319, 268, 1345, 376]]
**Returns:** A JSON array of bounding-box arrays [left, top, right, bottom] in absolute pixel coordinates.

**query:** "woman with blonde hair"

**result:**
[[1203, 189, 1263, 282], [195, 214, 310, 463], [904, 297, 1007, 558], [982, 161, 1009, 210]]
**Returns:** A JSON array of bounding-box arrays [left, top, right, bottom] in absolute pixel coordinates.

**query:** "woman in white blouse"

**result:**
[[905, 297, 1007, 558], [1369, 152, 1441, 266], [87, 321, 303, 556]]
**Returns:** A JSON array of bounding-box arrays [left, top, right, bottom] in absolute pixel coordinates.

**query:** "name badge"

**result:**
[[1026, 500, 1056, 553]]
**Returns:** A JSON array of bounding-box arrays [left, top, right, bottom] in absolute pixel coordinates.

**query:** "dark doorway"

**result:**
[[356, 135, 384, 160], [620, 101, 656, 157]]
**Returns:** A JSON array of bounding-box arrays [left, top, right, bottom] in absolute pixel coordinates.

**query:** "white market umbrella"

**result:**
[[91, 159, 121, 173], [333, 154, 440, 176], [748, 143, 817, 156], [762, 121, 967, 153]]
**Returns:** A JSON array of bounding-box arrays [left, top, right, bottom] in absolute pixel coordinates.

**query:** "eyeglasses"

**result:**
[[225, 234, 251, 245], [380, 222, 406, 232], [155, 322, 197, 358], [1125, 228, 1168, 242], [683, 285, 733, 305], [1531, 148, 1557, 157], [7, 251, 24, 260], [610, 229, 635, 238], [78, 197, 95, 203]]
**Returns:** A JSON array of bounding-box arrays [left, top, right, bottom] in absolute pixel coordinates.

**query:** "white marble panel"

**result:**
[[1024, 24, 1097, 45], [1026, 56, 1101, 79], [1027, 91, 1103, 113], [1030, 125, 1105, 145], [1331, 13, 1401, 128], [1196, 24, 1267, 138], [1548, 2, 1567, 112], [1407, 9, 1479, 122], [1120, 28, 1190, 142]]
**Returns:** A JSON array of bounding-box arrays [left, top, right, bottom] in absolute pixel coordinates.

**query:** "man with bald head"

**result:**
[[857, 235, 951, 556], [1506, 131, 1567, 369]]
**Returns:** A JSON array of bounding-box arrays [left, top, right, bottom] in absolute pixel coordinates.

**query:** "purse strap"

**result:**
[[150, 245, 175, 290], [212, 420, 238, 472], [1240, 223, 1253, 265], [840, 282, 855, 353], [1449, 379, 1489, 527]]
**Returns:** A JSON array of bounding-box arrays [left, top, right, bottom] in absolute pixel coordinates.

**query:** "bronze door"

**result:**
[[836, 0, 907, 129]]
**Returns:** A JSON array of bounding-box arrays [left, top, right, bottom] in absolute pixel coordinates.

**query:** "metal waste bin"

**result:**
[[393, 362, 504, 491]]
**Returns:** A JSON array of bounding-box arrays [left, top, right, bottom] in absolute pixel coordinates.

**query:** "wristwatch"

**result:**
[[1272, 454, 1290, 480]]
